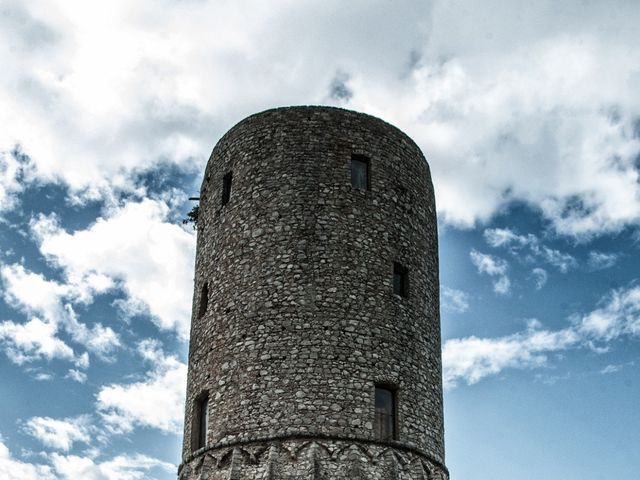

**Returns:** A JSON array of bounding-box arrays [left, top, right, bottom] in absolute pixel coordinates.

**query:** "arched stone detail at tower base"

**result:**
[[178, 438, 449, 480]]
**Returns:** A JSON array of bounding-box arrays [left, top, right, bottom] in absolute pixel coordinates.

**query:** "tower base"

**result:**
[[178, 438, 448, 480]]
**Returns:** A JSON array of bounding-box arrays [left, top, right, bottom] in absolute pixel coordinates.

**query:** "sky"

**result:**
[[0, 1, 639, 479]]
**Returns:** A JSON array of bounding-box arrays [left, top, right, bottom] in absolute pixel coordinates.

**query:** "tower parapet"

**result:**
[[180, 106, 447, 479]]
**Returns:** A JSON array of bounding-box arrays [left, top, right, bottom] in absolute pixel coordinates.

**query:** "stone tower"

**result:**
[[179, 106, 448, 480]]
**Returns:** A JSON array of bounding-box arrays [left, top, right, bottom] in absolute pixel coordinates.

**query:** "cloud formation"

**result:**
[[30, 199, 195, 338], [578, 286, 640, 342], [469, 250, 510, 294], [0, 263, 120, 366], [441, 286, 470, 313], [0, 148, 33, 213], [0, 317, 75, 365], [1, 1, 638, 237], [443, 285, 640, 388], [483, 228, 577, 272], [23, 415, 92, 452], [531, 267, 548, 290], [587, 251, 618, 270], [0, 439, 172, 480], [96, 340, 187, 434], [0, 0, 428, 201], [50, 452, 174, 480], [443, 323, 578, 388], [0, 440, 54, 480], [376, 33, 640, 236]]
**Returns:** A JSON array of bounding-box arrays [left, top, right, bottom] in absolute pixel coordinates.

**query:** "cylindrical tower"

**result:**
[[179, 106, 447, 480]]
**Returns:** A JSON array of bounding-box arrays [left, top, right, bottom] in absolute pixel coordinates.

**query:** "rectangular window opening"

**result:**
[[351, 154, 370, 190], [198, 283, 209, 319], [192, 393, 209, 451], [393, 262, 409, 297], [222, 171, 233, 206], [374, 385, 397, 441]]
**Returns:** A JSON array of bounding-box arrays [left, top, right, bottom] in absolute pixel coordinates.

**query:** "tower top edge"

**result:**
[[217, 105, 425, 155], [235, 105, 398, 127]]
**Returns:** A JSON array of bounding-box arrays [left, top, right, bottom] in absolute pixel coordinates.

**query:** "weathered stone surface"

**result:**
[[179, 106, 447, 479], [179, 439, 446, 480]]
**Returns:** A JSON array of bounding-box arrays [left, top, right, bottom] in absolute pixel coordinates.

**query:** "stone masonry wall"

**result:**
[[179, 106, 447, 479]]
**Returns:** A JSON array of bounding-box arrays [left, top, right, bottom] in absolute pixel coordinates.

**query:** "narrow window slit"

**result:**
[[393, 263, 409, 297], [198, 283, 209, 318], [351, 154, 370, 190], [374, 385, 397, 441], [192, 392, 209, 451], [222, 171, 233, 206]]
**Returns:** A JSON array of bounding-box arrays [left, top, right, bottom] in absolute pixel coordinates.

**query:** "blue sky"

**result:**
[[0, 1, 639, 479]]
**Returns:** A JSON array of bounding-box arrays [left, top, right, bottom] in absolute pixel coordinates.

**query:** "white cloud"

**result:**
[[96, 340, 187, 434], [50, 452, 174, 480], [469, 250, 508, 277], [587, 251, 618, 270], [469, 249, 511, 294], [361, 34, 640, 237], [483, 228, 576, 272], [443, 325, 579, 388], [76, 352, 90, 369], [0, 317, 75, 365], [0, 0, 431, 203], [1, 259, 115, 313], [0, 0, 207, 200], [31, 199, 195, 338], [539, 247, 577, 273], [23, 415, 92, 452], [1, 264, 69, 319], [441, 286, 470, 313], [599, 364, 621, 375], [0, 149, 33, 213], [1, 264, 120, 358], [484, 228, 532, 248], [531, 268, 548, 290], [136, 338, 164, 364], [577, 286, 640, 341], [0, 440, 54, 480], [1, 1, 638, 236], [0, 439, 172, 480], [63, 306, 120, 358], [66, 369, 87, 383], [443, 284, 640, 388], [493, 276, 511, 296]]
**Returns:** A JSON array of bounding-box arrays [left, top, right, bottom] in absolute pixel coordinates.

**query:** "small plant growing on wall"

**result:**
[[183, 205, 199, 229]]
